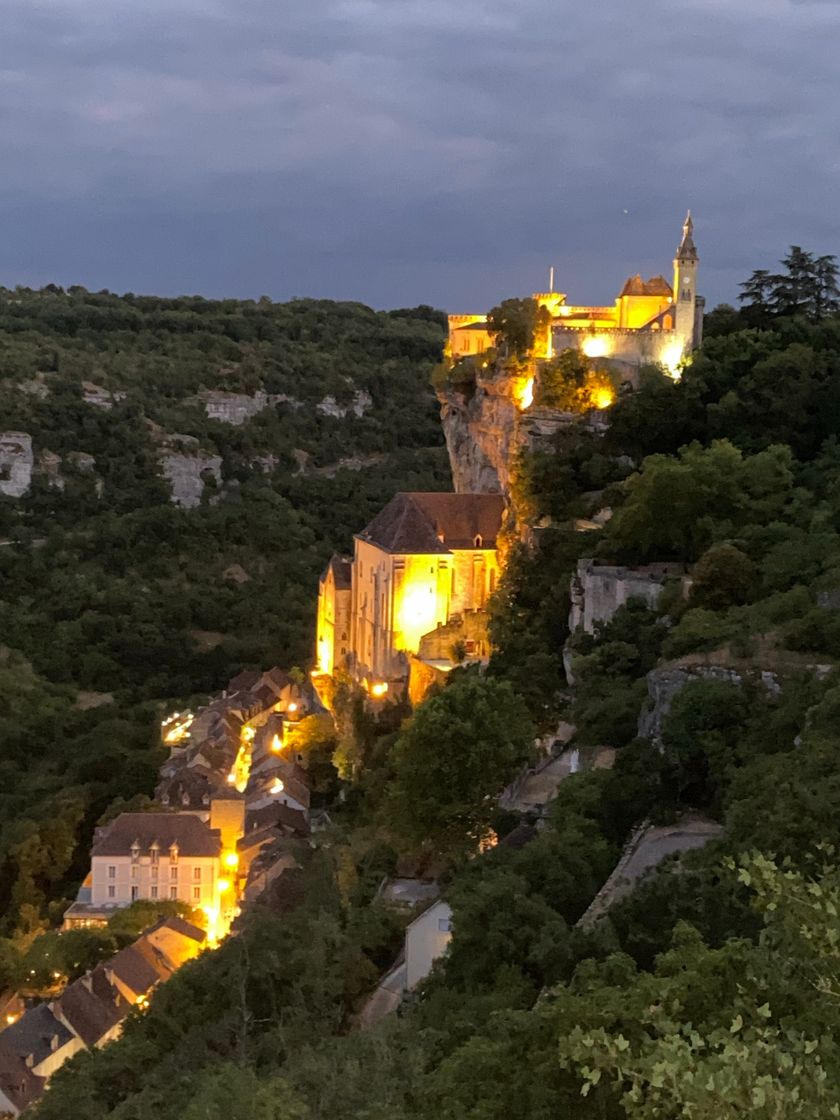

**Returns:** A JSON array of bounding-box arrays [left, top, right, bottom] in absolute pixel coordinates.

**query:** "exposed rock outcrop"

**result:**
[[82, 381, 126, 409], [0, 432, 34, 497], [159, 451, 222, 508], [200, 390, 302, 425], [638, 663, 747, 745], [437, 368, 595, 500], [317, 389, 372, 419]]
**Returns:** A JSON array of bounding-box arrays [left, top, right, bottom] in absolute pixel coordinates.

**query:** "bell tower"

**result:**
[[673, 211, 699, 349]]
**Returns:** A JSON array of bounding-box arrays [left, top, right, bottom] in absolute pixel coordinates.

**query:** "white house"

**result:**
[[88, 813, 223, 914], [405, 900, 453, 990]]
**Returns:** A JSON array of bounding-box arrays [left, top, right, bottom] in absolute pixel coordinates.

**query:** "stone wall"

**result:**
[[569, 559, 690, 635], [159, 452, 223, 508]]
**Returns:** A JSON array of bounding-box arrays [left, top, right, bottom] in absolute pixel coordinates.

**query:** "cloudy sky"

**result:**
[[1, 0, 837, 309]]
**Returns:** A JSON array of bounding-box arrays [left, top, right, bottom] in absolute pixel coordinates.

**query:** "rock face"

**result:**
[[438, 369, 588, 499], [159, 452, 222, 508], [0, 432, 34, 497], [201, 390, 301, 425], [638, 663, 747, 745], [317, 389, 372, 419], [82, 382, 126, 409]]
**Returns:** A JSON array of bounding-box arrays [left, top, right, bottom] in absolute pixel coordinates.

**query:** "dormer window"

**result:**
[[150, 843, 159, 866], [130, 842, 140, 864], [474, 534, 483, 548], [169, 842, 179, 864]]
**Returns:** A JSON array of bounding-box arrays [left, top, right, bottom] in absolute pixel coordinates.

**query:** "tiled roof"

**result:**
[[619, 274, 673, 298], [0, 1003, 73, 1068], [245, 803, 309, 837], [91, 813, 221, 858], [357, 493, 505, 555], [55, 971, 127, 1047], [324, 554, 353, 591], [105, 945, 161, 997], [0, 1038, 44, 1113]]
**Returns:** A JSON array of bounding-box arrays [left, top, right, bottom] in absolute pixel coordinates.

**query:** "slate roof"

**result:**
[[55, 970, 127, 1047], [153, 915, 206, 943], [91, 813, 221, 858], [1, 1003, 73, 1068], [357, 493, 505, 555], [324, 554, 353, 591], [245, 802, 309, 837], [104, 946, 161, 998], [0, 1038, 43, 1113]]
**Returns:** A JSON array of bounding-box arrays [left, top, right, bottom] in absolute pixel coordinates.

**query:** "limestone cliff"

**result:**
[[437, 367, 584, 502]]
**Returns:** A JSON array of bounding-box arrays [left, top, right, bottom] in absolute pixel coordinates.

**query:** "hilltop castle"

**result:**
[[448, 213, 703, 376]]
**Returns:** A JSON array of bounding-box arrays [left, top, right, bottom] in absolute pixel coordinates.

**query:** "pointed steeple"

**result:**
[[676, 210, 697, 261]]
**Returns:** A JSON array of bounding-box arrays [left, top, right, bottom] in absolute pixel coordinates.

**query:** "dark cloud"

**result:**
[[0, 0, 837, 308]]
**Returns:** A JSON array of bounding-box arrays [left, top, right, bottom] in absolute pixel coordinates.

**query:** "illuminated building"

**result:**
[[315, 492, 504, 691], [315, 555, 353, 676], [447, 213, 703, 379]]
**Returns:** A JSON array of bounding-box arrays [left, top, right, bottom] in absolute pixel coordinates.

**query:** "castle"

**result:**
[[448, 213, 703, 377]]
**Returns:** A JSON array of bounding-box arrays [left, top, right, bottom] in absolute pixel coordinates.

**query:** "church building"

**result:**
[[314, 492, 505, 693], [448, 213, 703, 377]]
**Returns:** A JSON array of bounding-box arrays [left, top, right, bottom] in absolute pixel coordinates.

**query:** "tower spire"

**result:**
[[676, 210, 697, 261]]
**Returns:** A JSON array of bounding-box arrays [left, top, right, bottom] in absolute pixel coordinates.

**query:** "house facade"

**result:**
[[405, 900, 453, 990], [87, 813, 223, 915]]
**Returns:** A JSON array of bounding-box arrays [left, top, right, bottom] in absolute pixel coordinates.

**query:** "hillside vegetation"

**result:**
[[0, 289, 449, 942], [20, 256, 840, 1119]]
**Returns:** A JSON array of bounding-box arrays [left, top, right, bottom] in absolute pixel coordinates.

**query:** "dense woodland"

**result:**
[[0, 289, 450, 947], [8, 253, 840, 1116]]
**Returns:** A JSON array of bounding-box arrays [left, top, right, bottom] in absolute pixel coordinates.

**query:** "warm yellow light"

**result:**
[[271, 733, 283, 753], [241, 726, 256, 742], [660, 341, 684, 379], [226, 772, 236, 784], [592, 386, 615, 410], [287, 702, 297, 713], [224, 852, 239, 869], [270, 778, 285, 794], [216, 879, 231, 894], [5, 1013, 18, 1025], [581, 335, 608, 359], [396, 583, 437, 652], [370, 682, 389, 698], [516, 376, 534, 411]]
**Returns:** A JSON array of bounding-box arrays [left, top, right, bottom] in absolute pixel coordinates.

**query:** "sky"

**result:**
[[1, 0, 838, 310]]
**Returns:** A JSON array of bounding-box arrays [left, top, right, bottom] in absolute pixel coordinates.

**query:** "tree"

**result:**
[[385, 675, 534, 862], [689, 543, 756, 611], [486, 298, 543, 359]]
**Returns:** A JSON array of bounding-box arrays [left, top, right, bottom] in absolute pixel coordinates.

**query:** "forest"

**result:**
[[11, 252, 840, 1117], [0, 288, 450, 946]]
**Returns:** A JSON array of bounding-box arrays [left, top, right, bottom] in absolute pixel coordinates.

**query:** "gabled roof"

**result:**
[[0, 1003, 74, 1068], [55, 971, 127, 1047], [619, 274, 673, 298], [104, 945, 160, 998], [245, 802, 309, 837], [357, 493, 505, 555], [0, 1038, 44, 1113], [91, 813, 221, 859], [323, 554, 353, 591]]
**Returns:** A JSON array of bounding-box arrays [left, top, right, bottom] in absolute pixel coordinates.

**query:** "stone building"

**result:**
[[314, 492, 505, 693], [448, 213, 703, 377]]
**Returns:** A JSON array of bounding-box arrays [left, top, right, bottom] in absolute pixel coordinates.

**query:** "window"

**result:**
[[108, 885, 116, 899], [193, 886, 201, 901], [150, 848, 159, 865], [131, 865, 138, 879], [438, 917, 452, 933], [193, 867, 201, 882], [151, 866, 158, 880], [151, 886, 158, 900], [169, 886, 177, 900], [108, 865, 116, 879], [131, 886, 139, 902], [170, 866, 178, 881]]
